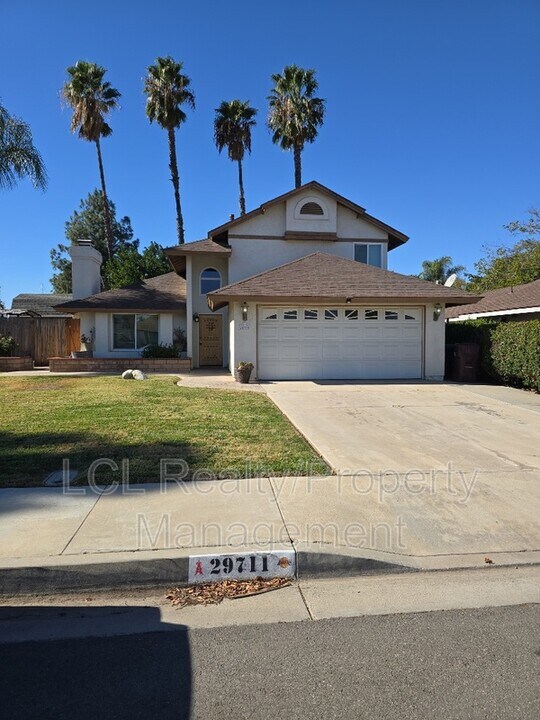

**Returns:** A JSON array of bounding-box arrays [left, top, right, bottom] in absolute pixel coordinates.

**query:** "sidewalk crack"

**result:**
[[60, 490, 104, 555]]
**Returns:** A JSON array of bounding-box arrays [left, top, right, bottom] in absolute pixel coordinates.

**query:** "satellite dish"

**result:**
[[444, 273, 457, 287]]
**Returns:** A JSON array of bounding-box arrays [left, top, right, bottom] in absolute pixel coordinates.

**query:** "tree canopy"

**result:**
[[267, 65, 325, 187], [214, 99, 257, 215], [50, 190, 170, 292], [418, 256, 466, 285], [144, 56, 195, 244], [468, 209, 540, 292], [0, 100, 47, 191], [61, 61, 121, 258]]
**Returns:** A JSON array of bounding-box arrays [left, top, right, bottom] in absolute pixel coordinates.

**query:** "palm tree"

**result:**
[[0, 100, 47, 191], [419, 256, 466, 284], [214, 100, 257, 215], [267, 65, 325, 188], [144, 56, 195, 244], [61, 61, 121, 259]]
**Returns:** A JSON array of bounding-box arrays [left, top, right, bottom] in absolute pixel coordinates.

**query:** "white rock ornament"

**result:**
[[132, 369, 148, 381], [122, 369, 134, 379]]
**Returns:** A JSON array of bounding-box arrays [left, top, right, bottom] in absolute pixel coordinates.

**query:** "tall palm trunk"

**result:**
[[167, 127, 184, 244], [293, 144, 302, 188], [237, 159, 246, 215], [95, 136, 114, 259]]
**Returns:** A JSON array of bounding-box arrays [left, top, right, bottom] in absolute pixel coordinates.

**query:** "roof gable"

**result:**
[[209, 181, 409, 249]]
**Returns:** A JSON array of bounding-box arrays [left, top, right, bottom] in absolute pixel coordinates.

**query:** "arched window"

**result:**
[[200, 268, 221, 295], [299, 201, 324, 215]]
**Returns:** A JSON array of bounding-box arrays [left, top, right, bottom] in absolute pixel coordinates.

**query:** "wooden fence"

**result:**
[[0, 317, 80, 365]]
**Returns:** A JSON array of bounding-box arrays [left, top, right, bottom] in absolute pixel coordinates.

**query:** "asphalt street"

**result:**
[[1, 604, 538, 719]]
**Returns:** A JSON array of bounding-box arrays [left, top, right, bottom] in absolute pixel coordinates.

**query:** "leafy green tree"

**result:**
[[267, 65, 325, 188], [468, 209, 540, 292], [0, 100, 47, 191], [50, 190, 135, 292], [214, 100, 257, 215], [144, 56, 195, 244], [103, 241, 171, 288], [418, 256, 466, 285], [61, 61, 121, 258]]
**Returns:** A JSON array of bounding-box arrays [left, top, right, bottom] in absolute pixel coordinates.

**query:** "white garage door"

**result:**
[[257, 306, 423, 380]]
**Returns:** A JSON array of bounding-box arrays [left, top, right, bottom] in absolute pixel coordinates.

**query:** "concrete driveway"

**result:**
[[264, 381, 540, 476], [264, 381, 540, 562]]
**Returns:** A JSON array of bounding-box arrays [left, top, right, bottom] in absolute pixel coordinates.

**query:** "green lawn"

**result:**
[[0, 376, 328, 487]]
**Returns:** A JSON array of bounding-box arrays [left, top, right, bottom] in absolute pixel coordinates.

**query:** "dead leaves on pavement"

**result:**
[[167, 577, 291, 608]]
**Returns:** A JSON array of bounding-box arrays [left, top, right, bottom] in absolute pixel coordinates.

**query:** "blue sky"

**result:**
[[1, 0, 539, 305]]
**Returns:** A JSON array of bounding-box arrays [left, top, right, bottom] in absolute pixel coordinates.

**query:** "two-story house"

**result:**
[[56, 181, 480, 380]]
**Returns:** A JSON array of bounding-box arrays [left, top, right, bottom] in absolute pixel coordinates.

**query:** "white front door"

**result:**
[[257, 306, 423, 380]]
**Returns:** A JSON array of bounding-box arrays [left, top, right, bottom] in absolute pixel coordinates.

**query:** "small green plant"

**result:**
[[140, 343, 181, 358], [0, 335, 17, 357], [236, 361, 254, 370]]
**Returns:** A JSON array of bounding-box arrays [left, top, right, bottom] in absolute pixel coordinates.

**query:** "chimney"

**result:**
[[70, 239, 102, 300], [229, 213, 235, 222]]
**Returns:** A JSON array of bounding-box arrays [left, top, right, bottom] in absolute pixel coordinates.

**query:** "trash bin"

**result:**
[[445, 344, 457, 379], [449, 343, 480, 382]]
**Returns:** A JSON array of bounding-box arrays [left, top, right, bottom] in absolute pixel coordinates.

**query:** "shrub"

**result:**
[[491, 320, 540, 391], [0, 335, 17, 357], [446, 319, 540, 391], [140, 343, 180, 358]]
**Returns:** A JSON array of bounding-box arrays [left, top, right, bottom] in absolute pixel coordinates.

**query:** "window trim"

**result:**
[[353, 242, 384, 268], [200, 267, 222, 296], [111, 313, 159, 351]]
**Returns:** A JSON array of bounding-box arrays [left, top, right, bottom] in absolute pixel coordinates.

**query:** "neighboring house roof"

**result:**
[[10, 293, 73, 317], [54, 272, 186, 313], [207, 252, 482, 310], [165, 238, 232, 274], [207, 180, 409, 250], [445, 278, 540, 320]]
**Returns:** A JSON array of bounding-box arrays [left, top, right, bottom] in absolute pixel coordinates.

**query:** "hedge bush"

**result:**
[[140, 343, 181, 358], [446, 319, 540, 391]]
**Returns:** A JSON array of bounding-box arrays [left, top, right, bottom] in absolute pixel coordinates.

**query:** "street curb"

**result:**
[[1, 547, 538, 595]]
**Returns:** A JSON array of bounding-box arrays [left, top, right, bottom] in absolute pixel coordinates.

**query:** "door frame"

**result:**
[[198, 313, 223, 366]]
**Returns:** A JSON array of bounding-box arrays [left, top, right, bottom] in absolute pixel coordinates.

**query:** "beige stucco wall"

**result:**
[[228, 301, 257, 377], [424, 303, 446, 380], [227, 190, 390, 284]]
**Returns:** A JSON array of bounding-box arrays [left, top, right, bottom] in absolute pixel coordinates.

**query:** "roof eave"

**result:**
[[208, 293, 482, 311]]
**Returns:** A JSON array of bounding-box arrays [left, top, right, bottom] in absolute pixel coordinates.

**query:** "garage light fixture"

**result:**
[[241, 302, 249, 321], [346, 297, 352, 304], [433, 303, 443, 321], [193, 313, 199, 323]]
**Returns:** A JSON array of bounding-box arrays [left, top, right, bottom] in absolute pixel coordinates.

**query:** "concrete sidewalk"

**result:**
[[1, 472, 539, 593]]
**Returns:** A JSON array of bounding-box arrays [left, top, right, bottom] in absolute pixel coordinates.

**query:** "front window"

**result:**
[[112, 314, 159, 350], [200, 268, 221, 295], [354, 243, 383, 268]]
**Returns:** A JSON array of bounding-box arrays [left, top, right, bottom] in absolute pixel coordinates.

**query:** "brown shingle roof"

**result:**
[[11, 293, 73, 316], [207, 252, 482, 310], [208, 181, 409, 250], [54, 272, 186, 312], [445, 278, 540, 319], [165, 238, 232, 255], [165, 238, 231, 273]]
